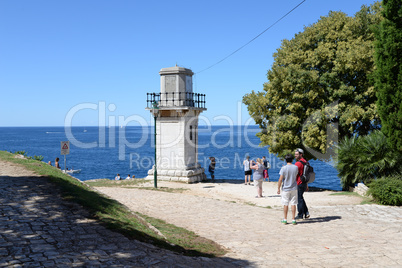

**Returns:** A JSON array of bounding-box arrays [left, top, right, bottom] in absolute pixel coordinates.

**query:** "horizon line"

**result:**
[[0, 124, 262, 128]]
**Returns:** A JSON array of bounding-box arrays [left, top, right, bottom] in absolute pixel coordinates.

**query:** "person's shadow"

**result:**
[[296, 216, 341, 224]]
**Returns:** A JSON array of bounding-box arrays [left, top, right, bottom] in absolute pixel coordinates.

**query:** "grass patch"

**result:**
[[86, 180, 189, 193], [0, 151, 226, 257], [244, 202, 256, 207], [244, 202, 272, 209], [359, 199, 376, 205], [139, 213, 226, 257], [85, 179, 147, 187], [135, 186, 189, 193], [330, 191, 361, 196], [329, 191, 374, 205]]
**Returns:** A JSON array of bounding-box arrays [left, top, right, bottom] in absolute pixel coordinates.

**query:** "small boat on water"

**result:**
[[63, 169, 81, 174]]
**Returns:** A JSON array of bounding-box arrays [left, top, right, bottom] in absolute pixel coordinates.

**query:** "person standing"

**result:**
[[55, 158, 60, 169], [243, 155, 252, 185], [251, 158, 264, 197], [262, 156, 270, 182], [295, 148, 310, 219], [209, 156, 216, 182], [277, 154, 299, 225]]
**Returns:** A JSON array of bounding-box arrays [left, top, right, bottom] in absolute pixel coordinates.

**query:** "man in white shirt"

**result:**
[[277, 154, 299, 225]]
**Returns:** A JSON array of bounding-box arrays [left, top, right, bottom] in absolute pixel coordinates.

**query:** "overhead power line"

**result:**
[[196, 0, 306, 74]]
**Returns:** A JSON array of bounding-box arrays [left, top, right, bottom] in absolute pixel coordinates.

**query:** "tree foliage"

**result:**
[[243, 3, 382, 160], [335, 130, 402, 189], [374, 0, 402, 152]]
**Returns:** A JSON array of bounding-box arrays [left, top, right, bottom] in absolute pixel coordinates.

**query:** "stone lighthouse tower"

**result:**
[[146, 66, 207, 183]]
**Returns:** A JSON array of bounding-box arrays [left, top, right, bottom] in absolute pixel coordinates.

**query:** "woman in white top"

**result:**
[[251, 158, 264, 198]]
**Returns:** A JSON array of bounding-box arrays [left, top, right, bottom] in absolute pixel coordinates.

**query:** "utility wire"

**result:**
[[196, 0, 306, 74]]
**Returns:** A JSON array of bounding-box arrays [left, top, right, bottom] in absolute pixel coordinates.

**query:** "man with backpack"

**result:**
[[262, 156, 270, 182], [295, 148, 310, 220]]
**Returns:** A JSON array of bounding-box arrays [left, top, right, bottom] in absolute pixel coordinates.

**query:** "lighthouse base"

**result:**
[[146, 166, 207, 183]]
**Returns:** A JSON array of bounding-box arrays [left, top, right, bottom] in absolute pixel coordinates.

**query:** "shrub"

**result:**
[[336, 131, 402, 189], [33, 155, 44, 161], [368, 174, 402, 206], [14, 150, 27, 157]]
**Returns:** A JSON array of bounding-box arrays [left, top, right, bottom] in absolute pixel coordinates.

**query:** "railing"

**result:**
[[146, 92, 206, 109]]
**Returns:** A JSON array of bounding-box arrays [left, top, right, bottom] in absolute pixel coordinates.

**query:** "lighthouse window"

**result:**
[[190, 126, 193, 140]]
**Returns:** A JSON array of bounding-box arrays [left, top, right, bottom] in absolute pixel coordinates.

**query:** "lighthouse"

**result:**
[[146, 66, 207, 183]]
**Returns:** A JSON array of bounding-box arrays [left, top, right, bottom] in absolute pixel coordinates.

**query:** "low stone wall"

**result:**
[[350, 182, 370, 196]]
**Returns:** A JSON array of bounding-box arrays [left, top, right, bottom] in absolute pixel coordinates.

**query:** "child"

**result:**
[[277, 154, 299, 225]]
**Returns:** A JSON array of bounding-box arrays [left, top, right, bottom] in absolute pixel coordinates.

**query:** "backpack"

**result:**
[[298, 160, 315, 184], [263, 159, 271, 169]]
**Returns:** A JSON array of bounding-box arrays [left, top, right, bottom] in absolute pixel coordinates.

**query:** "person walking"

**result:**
[[295, 148, 310, 220], [209, 156, 216, 182], [277, 154, 299, 225], [251, 158, 264, 197], [243, 155, 252, 185]]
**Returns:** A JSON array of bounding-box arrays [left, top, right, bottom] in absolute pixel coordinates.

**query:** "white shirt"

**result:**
[[244, 159, 251, 171]]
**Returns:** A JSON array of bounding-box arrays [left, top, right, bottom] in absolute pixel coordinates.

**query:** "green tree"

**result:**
[[374, 0, 402, 152], [243, 3, 382, 160]]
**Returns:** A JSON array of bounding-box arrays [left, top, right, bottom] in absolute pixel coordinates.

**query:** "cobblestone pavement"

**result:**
[[98, 186, 402, 268], [0, 161, 244, 267], [2, 159, 402, 268]]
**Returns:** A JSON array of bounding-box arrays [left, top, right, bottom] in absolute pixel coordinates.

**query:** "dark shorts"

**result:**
[[245, 170, 252, 175]]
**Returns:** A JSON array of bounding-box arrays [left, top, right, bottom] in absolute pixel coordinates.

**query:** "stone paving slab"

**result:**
[[0, 160, 244, 267]]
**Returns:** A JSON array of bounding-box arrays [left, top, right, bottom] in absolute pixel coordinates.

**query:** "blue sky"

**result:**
[[0, 0, 378, 127]]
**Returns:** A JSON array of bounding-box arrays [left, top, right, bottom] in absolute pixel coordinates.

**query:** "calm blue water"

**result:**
[[0, 126, 342, 190]]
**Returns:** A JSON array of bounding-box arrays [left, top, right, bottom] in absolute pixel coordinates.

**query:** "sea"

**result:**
[[0, 126, 342, 191]]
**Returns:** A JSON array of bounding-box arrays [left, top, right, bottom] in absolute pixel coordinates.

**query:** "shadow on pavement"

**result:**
[[201, 179, 246, 184], [296, 216, 342, 224], [266, 194, 281, 198]]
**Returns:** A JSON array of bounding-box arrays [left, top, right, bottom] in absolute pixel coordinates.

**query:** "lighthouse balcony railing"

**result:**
[[146, 92, 206, 109]]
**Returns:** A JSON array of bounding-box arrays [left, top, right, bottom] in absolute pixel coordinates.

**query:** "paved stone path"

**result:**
[[1, 159, 402, 267], [0, 161, 242, 267], [97, 186, 402, 267]]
